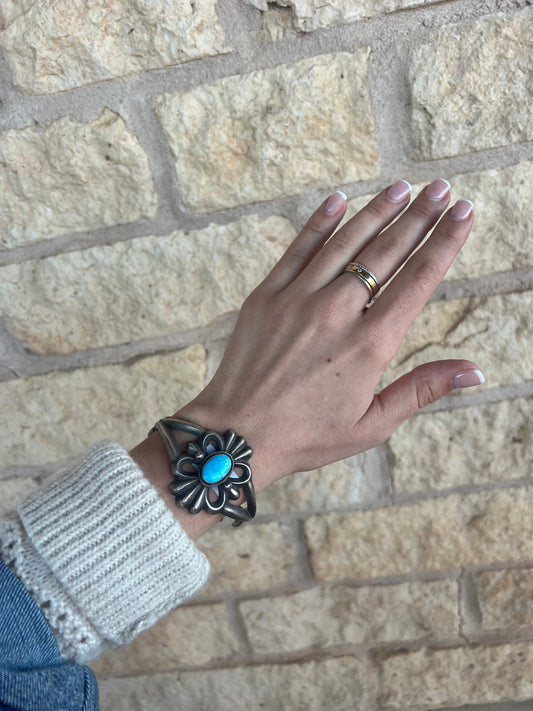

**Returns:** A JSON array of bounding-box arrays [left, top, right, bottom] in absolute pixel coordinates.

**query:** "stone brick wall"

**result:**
[[0, 0, 531, 709]]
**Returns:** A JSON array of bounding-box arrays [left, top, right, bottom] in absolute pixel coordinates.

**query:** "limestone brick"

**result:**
[[197, 522, 297, 595], [389, 398, 533, 492], [0, 109, 157, 249], [241, 579, 458, 654], [89, 602, 237, 675], [0, 477, 39, 516], [0, 0, 33, 29], [379, 643, 533, 708], [154, 51, 378, 212], [476, 569, 533, 631], [0, 0, 229, 94], [0, 215, 296, 353], [304, 488, 533, 581], [382, 292, 533, 389], [409, 13, 533, 159], [247, 0, 440, 33], [97, 656, 376, 710], [258, 450, 390, 514], [0, 345, 206, 467]]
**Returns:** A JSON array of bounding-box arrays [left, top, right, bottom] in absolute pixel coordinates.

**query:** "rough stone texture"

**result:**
[[389, 398, 533, 493], [0, 477, 39, 516], [197, 522, 297, 595], [410, 13, 533, 159], [98, 656, 376, 710], [343, 161, 533, 280], [0, 215, 295, 354], [154, 51, 378, 213], [247, 0, 440, 33], [0, 0, 229, 94], [382, 292, 533, 389], [241, 579, 458, 654], [476, 569, 533, 631], [0, 0, 33, 29], [305, 488, 533, 582], [258, 449, 390, 514], [379, 643, 533, 708], [258, 4, 297, 42], [0, 109, 157, 250], [89, 602, 237, 675], [0, 345, 206, 467], [445, 162, 533, 280]]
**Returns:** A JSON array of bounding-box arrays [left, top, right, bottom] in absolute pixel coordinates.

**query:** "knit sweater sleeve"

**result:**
[[0, 440, 211, 665]]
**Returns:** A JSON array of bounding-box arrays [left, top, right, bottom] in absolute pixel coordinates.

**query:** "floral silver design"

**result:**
[[151, 417, 256, 527]]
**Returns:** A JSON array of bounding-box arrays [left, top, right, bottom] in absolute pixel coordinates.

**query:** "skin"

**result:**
[[130, 179, 481, 540]]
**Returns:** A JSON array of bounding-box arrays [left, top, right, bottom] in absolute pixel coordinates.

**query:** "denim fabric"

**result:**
[[0, 561, 99, 711]]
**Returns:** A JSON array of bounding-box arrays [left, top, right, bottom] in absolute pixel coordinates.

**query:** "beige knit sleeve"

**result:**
[[0, 440, 211, 664]]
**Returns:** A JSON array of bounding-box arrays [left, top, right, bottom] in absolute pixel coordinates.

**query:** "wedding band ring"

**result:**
[[343, 262, 380, 300]]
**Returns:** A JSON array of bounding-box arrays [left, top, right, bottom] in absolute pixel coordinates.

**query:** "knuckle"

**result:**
[[415, 378, 439, 410], [302, 221, 325, 241], [371, 231, 404, 264], [442, 222, 468, 251], [284, 244, 310, 264], [411, 258, 441, 294], [408, 201, 435, 221], [326, 228, 354, 255], [363, 198, 392, 222]]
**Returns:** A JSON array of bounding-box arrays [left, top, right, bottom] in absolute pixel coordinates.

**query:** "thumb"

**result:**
[[360, 359, 485, 443]]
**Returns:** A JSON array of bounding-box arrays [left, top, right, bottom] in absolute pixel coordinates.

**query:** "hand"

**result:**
[[177, 179, 482, 487]]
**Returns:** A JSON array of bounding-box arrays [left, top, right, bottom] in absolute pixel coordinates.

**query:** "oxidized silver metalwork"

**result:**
[[344, 261, 380, 301], [150, 417, 256, 527]]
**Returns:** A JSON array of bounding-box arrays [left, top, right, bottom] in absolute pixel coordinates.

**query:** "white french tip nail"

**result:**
[[335, 189, 347, 200], [474, 368, 485, 384]]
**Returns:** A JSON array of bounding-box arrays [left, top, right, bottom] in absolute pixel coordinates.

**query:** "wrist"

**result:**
[[172, 398, 283, 495], [130, 399, 282, 540]]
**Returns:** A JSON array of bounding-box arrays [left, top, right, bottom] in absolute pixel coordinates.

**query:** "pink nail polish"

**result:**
[[451, 199, 473, 221], [325, 190, 347, 215], [451, 369, 485, 389], [386, 180, 411, 203], [425, 179, 451, 201]]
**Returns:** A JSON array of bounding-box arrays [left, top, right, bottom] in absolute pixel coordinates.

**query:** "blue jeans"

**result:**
[[0, 561, 98, 711]]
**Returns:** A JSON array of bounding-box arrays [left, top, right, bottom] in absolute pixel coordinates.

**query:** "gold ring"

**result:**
[[343, 262, 380, 300]]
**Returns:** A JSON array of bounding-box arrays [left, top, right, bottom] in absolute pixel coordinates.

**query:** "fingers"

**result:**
[[357, 359, 485, 445], [261, 190, 348, 293], [294, 180, 412, 292], [368, 199, 474, 346], [336, 179, 451, 308]]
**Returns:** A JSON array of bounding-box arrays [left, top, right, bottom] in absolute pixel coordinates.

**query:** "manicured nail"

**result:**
[[425, 178, 451, 201], [387, 179, 412, 203], [451, 369, 485, 389], [325, 190, 347, 215], [451, 199, 473, 221]]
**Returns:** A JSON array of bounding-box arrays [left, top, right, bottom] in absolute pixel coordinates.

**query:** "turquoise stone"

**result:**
[[201, 453, 232, 484]]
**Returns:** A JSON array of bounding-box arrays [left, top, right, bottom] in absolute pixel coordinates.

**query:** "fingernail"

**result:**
[[325, 190, 347, 215], [425, 178, 451, 201], [451, 199, 473, 221], [386, 179, 412, 203], [451, 368, 485, 389]]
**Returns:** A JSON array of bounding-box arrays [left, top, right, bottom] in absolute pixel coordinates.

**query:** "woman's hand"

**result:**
[[177, 179, 482, 486]]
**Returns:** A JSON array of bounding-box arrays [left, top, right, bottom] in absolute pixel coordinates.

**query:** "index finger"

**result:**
[[367, 199, 474, 348]]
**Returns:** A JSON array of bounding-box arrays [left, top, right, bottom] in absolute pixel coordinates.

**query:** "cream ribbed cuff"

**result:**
[[7, 441, 210, 663]]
